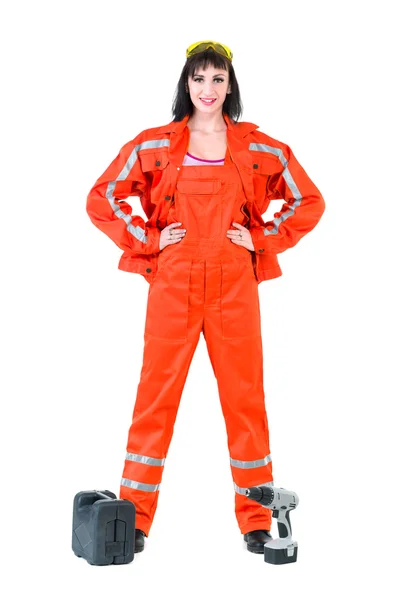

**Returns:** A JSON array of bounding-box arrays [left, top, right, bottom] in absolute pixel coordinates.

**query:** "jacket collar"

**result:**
[[156, 112, 259, 138]]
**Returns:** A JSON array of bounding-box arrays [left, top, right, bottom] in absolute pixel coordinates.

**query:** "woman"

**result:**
[[86, 40, 325, 555]]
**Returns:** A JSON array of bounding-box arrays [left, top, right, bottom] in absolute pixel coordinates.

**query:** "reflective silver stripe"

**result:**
[[234, 480, 274, 495], [121, 477, 160, 492], [126, 452, 166, 466], [105, 138, 170, 244], [138, 139, 170, 151], [249, 142, 282, 159], [230, 454, 272, 469], [249, 142, 302, 237]]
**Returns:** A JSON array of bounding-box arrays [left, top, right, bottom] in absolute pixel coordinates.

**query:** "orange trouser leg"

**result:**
[[202, 259, 274, 534], [119, 330, 201, 537], [119, 257, 203, 537]]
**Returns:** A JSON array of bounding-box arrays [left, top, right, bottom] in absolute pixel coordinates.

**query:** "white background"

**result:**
[[1, 0, 399, 597]]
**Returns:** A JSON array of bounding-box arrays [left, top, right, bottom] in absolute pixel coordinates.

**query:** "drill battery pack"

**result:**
[[72, 490, 136, 565], [264, 538, 298, 564]]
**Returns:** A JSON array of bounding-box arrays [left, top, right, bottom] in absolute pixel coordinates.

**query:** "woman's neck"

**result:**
[[187, 111, 227, 134]]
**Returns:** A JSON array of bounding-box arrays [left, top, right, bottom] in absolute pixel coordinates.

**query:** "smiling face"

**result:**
[[187, 65, 231, 114]]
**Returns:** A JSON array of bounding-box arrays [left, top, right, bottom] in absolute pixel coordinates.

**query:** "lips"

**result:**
[[200, 98, 217, 105]]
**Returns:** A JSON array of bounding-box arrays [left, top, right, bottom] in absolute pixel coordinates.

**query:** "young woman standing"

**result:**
[[86, 40, 325, 554]]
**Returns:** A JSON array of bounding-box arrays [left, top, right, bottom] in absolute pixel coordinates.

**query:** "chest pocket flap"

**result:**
[[177, 179, 221, 194], [140, 150, 169, 173], [251, 154, 281, 175]]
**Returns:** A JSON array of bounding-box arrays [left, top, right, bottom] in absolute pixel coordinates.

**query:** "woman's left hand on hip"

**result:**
[[226, 222, 255, 252]]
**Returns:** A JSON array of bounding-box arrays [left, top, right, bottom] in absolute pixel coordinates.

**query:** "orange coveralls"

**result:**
[[86, 113, 325, 537], [119, 148, 274, 537]]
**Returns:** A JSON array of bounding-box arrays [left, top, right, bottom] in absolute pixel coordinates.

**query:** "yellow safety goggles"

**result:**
[[186, 40, 233, 62]]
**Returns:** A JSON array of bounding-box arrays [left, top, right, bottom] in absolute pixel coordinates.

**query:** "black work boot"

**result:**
[[134, 529, 146, 553], [243, 529, 273, 554]]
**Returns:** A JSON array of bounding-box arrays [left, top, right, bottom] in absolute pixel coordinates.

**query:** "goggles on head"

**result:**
[[186, 40, 233, 62]]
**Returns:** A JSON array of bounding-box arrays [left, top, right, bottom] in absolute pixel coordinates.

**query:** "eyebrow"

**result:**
[[193, 73, 226, 77]]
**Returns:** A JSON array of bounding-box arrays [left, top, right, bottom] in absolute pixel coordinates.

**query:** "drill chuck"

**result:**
[[245, 485, 274, 506]]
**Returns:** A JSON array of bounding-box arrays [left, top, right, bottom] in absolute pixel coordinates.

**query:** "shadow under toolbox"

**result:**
[[72, 490, 136, 565]]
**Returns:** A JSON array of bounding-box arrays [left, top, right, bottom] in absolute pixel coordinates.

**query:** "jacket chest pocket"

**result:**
[[139, 150, 171, 203], [250, 153, 281, 211]]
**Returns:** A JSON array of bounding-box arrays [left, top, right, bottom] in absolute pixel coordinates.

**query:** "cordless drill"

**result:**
[[245, 485, 299, 564]]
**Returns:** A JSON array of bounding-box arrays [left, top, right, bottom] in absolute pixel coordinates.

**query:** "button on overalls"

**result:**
[[120, 146, 274, 537]]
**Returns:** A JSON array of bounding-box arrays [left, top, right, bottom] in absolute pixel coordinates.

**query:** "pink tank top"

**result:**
[[182, 152, 224, 166]]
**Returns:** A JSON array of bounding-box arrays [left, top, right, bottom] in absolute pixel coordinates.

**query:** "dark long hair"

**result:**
[[171, 47, 243, 124]]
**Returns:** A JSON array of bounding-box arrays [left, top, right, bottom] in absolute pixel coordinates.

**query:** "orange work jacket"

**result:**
[[86, 112, 325, 284]]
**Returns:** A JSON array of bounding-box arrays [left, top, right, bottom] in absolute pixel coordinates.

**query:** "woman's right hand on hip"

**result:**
[[159, 222, 186, 251]]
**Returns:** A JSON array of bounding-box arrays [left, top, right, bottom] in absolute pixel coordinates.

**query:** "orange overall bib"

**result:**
[[120, 147, 274, 537]]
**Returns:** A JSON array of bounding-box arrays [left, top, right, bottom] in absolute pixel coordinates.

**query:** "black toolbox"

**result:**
[[72, 490, 135, 565]]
